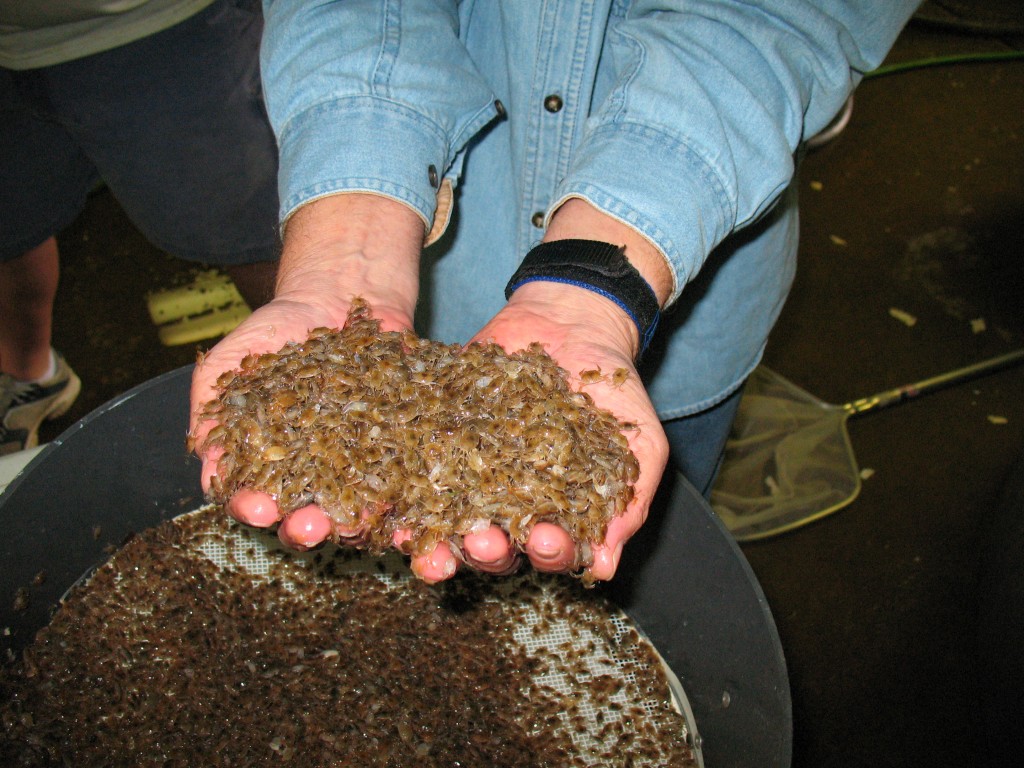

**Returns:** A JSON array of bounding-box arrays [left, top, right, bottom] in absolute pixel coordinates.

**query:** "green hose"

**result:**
[[865, 50, 1024, 80]]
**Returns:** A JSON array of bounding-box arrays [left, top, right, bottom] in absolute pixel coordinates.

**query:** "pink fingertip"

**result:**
[[227, 490, 281, 527], [528, 522, 572, 561], [588, 541, 624, 583], [279, 505, 332, 549], [524, 522, 578, 573], [411, 543, 458, 584], [463, 526, 511, 565]]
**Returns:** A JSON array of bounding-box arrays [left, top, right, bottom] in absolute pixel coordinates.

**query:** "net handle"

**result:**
[[843, 349, 1024, 416]]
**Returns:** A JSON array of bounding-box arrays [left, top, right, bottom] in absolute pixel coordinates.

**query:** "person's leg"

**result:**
[[1, 66, 98, 369], [661, 384, 745, 498], [0, 239, 82, 455], [0, 69, 92, 452], [0, 237, 82, 456], [0, 237, 59, 381]]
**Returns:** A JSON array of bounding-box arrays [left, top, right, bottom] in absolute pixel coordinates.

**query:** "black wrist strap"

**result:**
[[504, 239, 661, 356]]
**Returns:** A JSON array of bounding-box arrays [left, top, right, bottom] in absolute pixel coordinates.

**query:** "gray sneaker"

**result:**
[[1, 352, 81, 456]]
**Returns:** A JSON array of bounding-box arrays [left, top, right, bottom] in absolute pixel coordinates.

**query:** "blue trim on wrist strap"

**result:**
[[505, 275, 660, 354]]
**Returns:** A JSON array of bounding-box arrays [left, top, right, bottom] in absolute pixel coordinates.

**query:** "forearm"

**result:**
[[544, 197, 673, 307], [275, 194, 424, 320], [560, 0, 919, 303]]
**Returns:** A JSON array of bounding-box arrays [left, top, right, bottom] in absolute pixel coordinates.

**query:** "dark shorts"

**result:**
[[0, 0, 279, 265]]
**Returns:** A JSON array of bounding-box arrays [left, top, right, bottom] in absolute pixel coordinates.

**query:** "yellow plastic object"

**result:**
[[146, 270, 251, 346]]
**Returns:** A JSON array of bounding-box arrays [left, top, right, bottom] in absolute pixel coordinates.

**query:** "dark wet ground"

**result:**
[[32, 3, 1024, 767]]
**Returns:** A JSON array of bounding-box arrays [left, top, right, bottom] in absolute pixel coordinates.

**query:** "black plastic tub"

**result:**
[[0, 365, 792, 767]]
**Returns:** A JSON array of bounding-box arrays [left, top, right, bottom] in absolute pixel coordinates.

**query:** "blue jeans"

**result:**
[[661, 384, 744, 498]]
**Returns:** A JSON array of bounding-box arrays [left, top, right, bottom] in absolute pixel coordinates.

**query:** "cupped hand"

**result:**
[[188, 294, 418, 549], [190, 277, 668, 586], [453, 280, 670, 584], [189, 192, 436, 572]]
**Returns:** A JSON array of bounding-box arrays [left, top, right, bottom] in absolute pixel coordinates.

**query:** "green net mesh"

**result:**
[[710, 366, 862, 541]]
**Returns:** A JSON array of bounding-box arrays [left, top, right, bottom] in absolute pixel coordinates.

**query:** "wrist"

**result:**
[[504, 280, 642, 361], [275, 193, 422, 318], [543, 197, 673, 306], [505, 239, 661, 358]]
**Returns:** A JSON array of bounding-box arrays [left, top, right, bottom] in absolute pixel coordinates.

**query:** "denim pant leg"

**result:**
[[661, 384, 745, 499]]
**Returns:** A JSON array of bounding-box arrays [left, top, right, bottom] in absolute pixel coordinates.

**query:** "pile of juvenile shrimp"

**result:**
[[195, 299, 639, 573]]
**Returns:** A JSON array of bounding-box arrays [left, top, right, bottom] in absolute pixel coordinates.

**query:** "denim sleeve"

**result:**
[[554, 0, 920, 303], [260, 0, 501, 225]]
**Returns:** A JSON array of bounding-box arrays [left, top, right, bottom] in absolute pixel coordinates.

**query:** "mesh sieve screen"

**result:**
[[195, 507, 703, 765], [2, 507, 703, 767]]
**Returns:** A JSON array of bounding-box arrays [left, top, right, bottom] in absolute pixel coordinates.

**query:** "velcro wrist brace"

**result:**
[[504, 239, 661, 357]]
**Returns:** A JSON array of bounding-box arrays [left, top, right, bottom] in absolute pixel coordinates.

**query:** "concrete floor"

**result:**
[[33, 4, 1024, 767]]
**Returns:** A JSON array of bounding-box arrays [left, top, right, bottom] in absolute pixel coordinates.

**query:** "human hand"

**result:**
[[429, 279, 669, 584], [189, 193, 437, 569], [191, 195, 669, 585], [190, 280, 667, 585], [189, 295, 416, 529]]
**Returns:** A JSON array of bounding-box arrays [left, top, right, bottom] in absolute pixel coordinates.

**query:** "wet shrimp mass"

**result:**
[[195, 299, 640, 574], [0, 509, 698, 766]]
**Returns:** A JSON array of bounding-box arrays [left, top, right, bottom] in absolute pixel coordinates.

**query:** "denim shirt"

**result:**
[[260, 0, 918, 419]]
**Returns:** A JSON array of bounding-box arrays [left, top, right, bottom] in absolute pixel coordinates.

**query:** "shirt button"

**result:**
[[531, 211, 545, 228], [494, 99, 507, 118], [427, 164, 438, 188], [543, 94, 563, 113]]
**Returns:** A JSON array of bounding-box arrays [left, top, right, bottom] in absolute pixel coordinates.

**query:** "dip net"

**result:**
[[712, 351, 1024, 541]]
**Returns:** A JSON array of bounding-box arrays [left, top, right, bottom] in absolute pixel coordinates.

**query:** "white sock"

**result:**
[[15, 349, 57, 386]]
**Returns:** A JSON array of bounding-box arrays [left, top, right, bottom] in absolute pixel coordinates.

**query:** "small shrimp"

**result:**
[[579, 366, 629, 389]]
